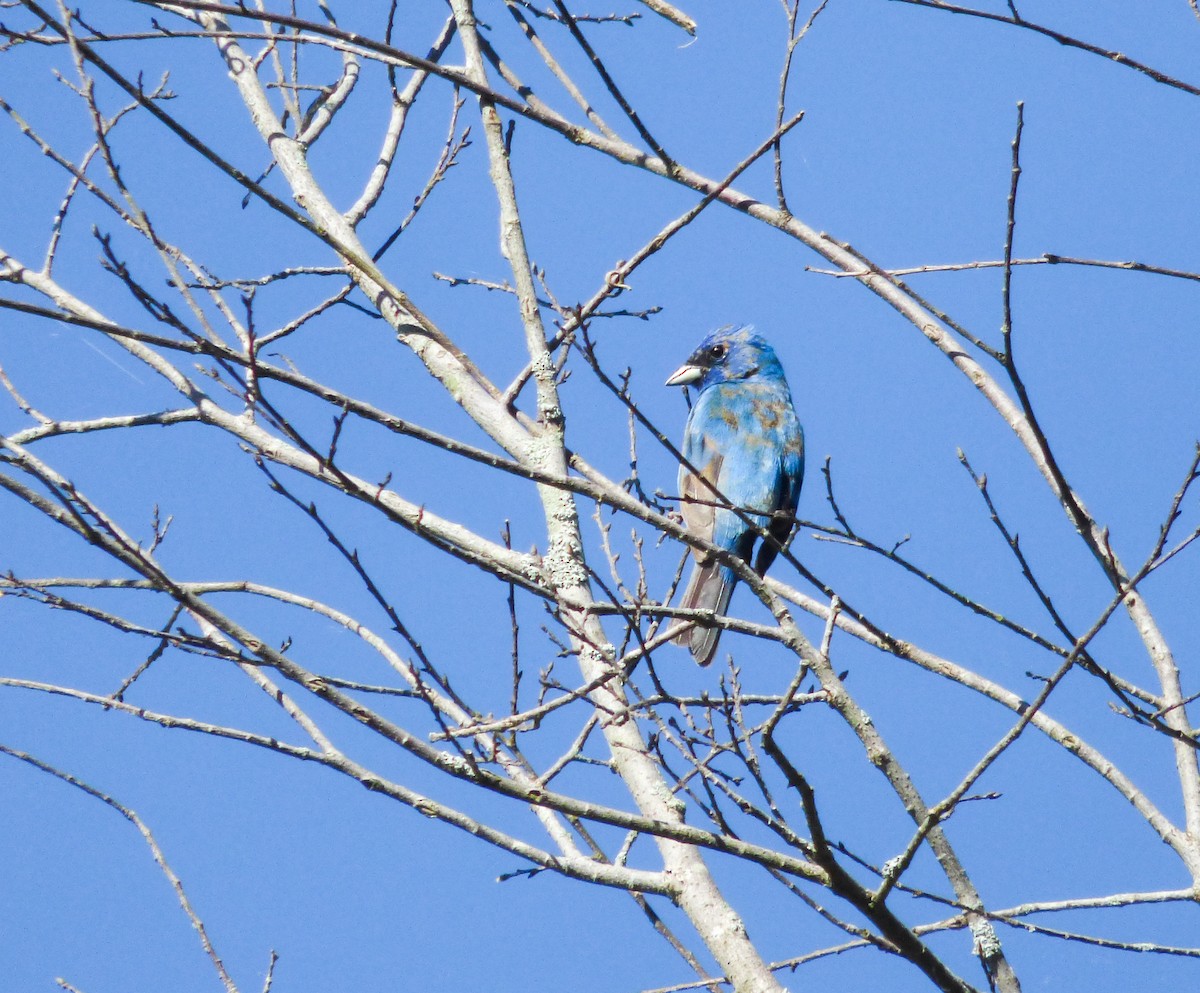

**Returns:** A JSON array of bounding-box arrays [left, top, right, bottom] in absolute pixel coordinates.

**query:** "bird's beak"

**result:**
[[665, 363, 704, 387]]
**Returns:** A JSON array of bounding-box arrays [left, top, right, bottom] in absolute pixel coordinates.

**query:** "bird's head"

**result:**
[[665, 326, 784, 391]]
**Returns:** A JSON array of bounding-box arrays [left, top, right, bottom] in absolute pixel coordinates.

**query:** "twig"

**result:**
[[1000, 102, 1022, 359], [502, 1, 620, 140], [889, 1, 1200, 98], [372, 93, 470, 262], [804, 254, 1200, 283], [772, 0, 828, 213], [551, 0, 673, 166], [0, 744, 240, 993]]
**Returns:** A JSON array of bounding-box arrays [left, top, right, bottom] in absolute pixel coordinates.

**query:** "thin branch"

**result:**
[[550, 0, 673, 165], [764, 576, 1191, 861], [873, 572, 1143, 907], [0, 744, 240, 993], [347, 13, 457, 225], [805, 253, 1200, 284], [889, 1, 1200, 97], [1000, 102, 1023, 359], [773, 0, 829, 213], [502, 0, 620, 140]]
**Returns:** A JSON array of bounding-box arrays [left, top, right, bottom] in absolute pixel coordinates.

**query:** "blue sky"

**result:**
[[2, 2, 1200, 991]]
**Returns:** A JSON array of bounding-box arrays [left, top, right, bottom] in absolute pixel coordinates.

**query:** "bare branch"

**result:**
[[0, 744, 240, 993], [889, 1, 1200, 98]]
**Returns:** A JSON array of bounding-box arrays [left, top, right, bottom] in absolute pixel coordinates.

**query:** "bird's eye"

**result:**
[[708, 343, 727, 359]]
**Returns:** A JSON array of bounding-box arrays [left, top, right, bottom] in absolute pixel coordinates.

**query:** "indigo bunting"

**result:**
[[666, 327, 804, 666]]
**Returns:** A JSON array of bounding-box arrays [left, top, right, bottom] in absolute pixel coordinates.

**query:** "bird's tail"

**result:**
[[673, 560, 736, 667]]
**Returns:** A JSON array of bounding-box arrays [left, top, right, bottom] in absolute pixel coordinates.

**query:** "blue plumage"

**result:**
[[665, 327, 804, 665]]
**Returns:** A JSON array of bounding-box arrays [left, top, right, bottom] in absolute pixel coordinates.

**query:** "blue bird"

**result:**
[[665, 327, 804, 666]]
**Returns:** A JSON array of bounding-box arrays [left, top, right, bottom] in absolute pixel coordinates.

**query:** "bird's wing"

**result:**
[[679, 448, 723, 555], [758, 447, 803, 575]]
